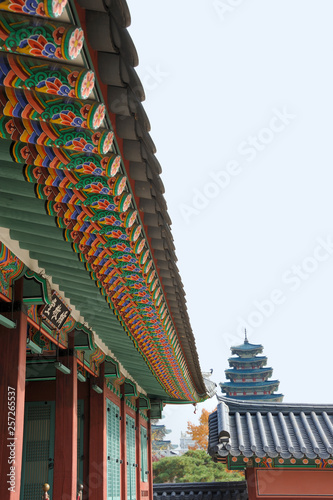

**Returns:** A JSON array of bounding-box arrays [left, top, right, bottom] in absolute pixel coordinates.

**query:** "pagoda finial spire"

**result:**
[[244, 328, 248, 343]]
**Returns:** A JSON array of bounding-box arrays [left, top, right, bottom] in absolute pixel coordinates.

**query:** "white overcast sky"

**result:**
[[127, 0, 333, 446]]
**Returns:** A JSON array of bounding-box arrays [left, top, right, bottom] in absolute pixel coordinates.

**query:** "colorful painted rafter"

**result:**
[[0, 5, 201, 401], [0, 241, 25, 299]]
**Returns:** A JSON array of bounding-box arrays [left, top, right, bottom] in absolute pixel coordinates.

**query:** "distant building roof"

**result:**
[[208, 398, 333, 461], [221, 380, 280, 390], [202, 370, 217, 398], [153, 482, 248, 500], [231, 341, 263, 352], [225, 367, 273, 378], [228, 356, 267, 365], [152, 424, 171, 434], [221, 333, 282, 402]]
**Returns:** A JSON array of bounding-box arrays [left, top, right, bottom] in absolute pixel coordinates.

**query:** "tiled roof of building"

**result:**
[[231, 342, 263, 352], [74, 0, 207, 399], [0, 0, 208, 403], [153, 482, 248, 500], [208, 398, 333, 460], [228, 356, 267, 365], [221, 380, 280, 390], [225, 368, 273, 378]]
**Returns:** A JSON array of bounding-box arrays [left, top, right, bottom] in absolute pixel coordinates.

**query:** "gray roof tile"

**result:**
[[153, 482, 248, 500], [76, 0, 207, 397], [209, 398, 333, 460]]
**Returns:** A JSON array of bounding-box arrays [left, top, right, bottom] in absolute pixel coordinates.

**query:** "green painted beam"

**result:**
[[0, 164, 25, 181], [0, 177, 37, 197], [0, 139, 22, 162], [9, 222, 62, 239], [0, 314, 16, 329], [0, 183, 174, 400], [0, 193, 49, 215]]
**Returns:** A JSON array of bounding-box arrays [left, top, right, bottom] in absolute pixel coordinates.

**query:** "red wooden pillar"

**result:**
[[136, 399, 141, 500], [53, 336, 77, 500], [0, 278, 27, 500], [88, 363, 107, 500], [246, 467, 257, 500], [147, 412, 153, 500], [121, 385, 128, 500]]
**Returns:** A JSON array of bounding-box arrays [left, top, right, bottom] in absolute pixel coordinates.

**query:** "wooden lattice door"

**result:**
[[20, 401, 55, 500]]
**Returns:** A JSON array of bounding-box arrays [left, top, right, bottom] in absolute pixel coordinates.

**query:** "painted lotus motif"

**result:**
[[52, 0, 68, 17], [73, 162, 103, 176], [101, 131, 114, 154], [92, 103, 105, 129], [68, 28, 84, 60], [54, 110, 83, 127], [25, 34, 59, 59], [37, 77, 72, 97], [80, 70, 94, 99], [3, 0, 45, 16]]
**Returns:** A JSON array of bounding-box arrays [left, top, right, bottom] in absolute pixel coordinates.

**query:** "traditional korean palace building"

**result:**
[[0, 1, 210, 499], [220, 333, 283, 402], [151, 424, 177, 461], [209, 398, 333, 499]]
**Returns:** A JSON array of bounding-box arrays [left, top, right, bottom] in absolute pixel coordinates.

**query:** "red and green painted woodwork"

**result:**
[[26, 300, 107, 377], [0, 240, 25, 298], [220, 335, 283, 402], [0, 86, 106, 130], [11, 140, 121, 176], [227, 454, 333, 471], [0, 0, 68, 19], [0, 114, 114, 153], [0, 12, 84, 61], [22, 165, 196, 399], [0, 6, 203, 402], [0, 53, 95, 99]]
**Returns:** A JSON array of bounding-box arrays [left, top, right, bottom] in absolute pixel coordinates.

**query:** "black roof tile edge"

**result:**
[[74, 0, 207, 398], [217, 396, 333, 413], [153, 482, 248, 494]]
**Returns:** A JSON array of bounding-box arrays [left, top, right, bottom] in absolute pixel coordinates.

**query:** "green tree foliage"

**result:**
[[153, 450, 244, 483]]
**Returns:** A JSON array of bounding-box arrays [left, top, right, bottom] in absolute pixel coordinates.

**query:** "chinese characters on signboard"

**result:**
[[42, 292, 71, 330]]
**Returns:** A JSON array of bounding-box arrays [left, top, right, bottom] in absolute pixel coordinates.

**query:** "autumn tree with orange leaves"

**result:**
[[187, 408, 214, 451]]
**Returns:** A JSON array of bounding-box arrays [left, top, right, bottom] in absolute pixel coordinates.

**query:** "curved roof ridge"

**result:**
[[217, 396, 333, 412]]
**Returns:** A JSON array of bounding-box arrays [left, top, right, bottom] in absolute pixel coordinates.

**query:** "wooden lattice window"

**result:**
[[106, 399, 121, 500], [140, 426, 148, 483], [126, 415, 136, 500]]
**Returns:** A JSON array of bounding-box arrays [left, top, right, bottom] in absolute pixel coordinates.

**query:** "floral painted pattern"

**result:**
[[80, 71, 95, 99], [52, 0, 68, 17], [68, 28, 84, 60], [52, 110, 83, 127], [36, 76, 73, 97], [101, 131, 114, 154], [1, 15, 81, 61], [92, 103, 105, 129], [3, 0, 48, 17], [24, 34, 59, 58]]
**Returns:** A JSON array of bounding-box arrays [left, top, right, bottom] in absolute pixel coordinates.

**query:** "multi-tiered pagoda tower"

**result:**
[[220, 331, 283, 402]]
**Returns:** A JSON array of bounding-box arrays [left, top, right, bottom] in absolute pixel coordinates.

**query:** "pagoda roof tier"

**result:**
[[231, 346, 263, 357], [220, 380, 280, 391], [225, 367, 273, 380], [222, 393, 284, 402], [152, 440, 172, 447], [152, 425, 171, 435], [228, 356, 267, 366], [209, 398, 333, 461], [231, 340, 263, 352]]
